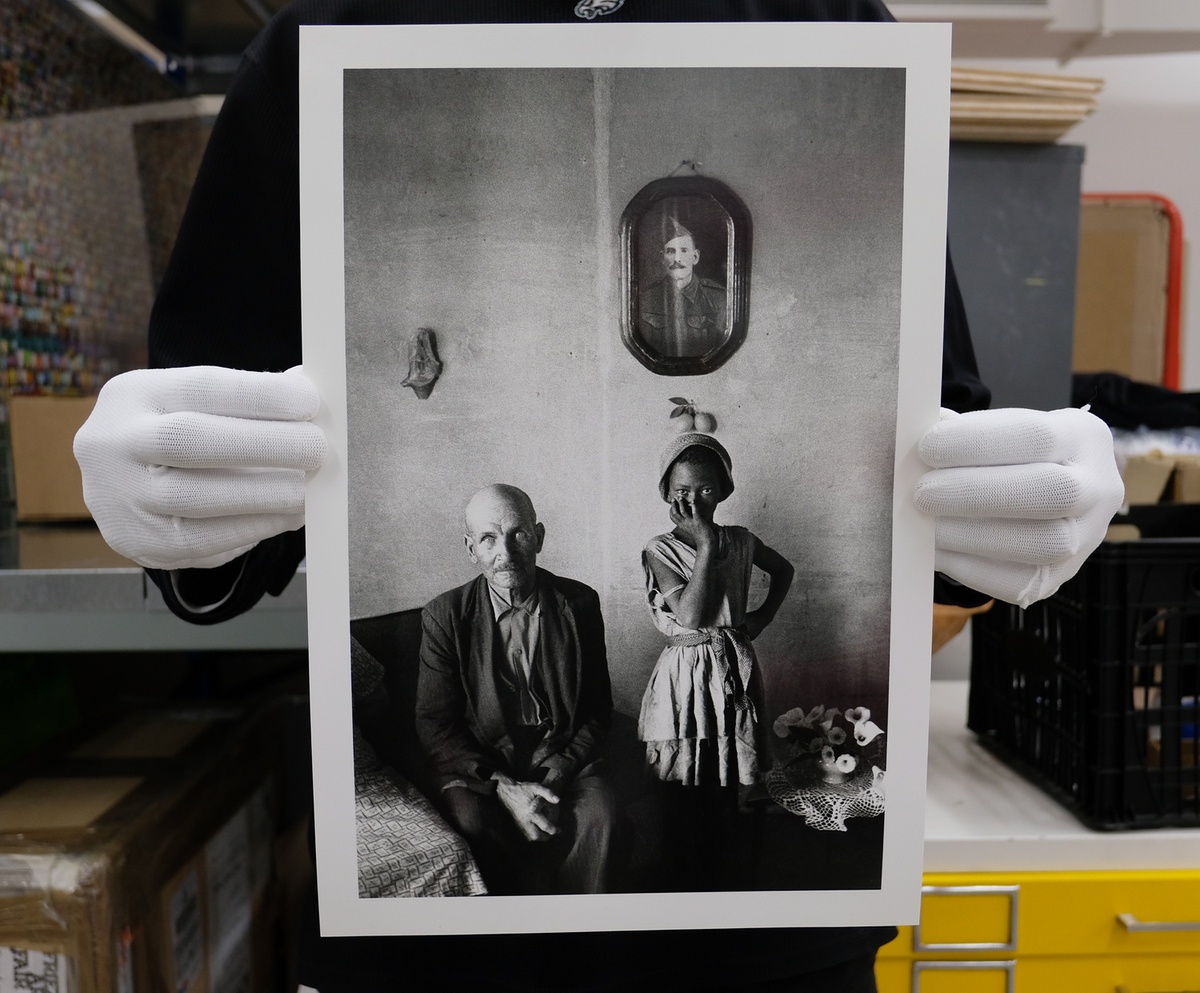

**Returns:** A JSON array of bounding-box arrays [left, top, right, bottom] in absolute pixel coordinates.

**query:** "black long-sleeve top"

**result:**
[[145, 1, 991, 988]]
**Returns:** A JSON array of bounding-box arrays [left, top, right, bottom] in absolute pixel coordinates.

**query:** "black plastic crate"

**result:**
[[969, 536, 1200, 829]]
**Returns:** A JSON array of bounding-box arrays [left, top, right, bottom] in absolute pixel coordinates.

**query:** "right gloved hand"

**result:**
[[73, 366, 328, 571], [915, 406, 1124, 609]]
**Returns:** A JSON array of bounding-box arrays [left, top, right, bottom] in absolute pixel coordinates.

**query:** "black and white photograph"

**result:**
[[621, 176, 751, 375], [302, 22, 949, 936]]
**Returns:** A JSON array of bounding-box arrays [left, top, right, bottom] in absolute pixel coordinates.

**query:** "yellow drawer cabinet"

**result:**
[[877, 869, 1200, 993]]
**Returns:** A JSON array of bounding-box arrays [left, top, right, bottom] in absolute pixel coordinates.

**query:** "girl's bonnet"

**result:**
[[658, 432, 735, 501]]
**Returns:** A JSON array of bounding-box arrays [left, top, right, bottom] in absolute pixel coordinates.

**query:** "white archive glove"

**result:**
[[915, 407, 1125, 609], [73, 366, 328, 571]]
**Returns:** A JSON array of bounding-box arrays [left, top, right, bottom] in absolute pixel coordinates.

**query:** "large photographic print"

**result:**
[[302, 23, 949, 936]]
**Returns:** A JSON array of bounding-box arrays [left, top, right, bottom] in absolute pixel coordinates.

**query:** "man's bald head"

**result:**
[[463, 484, 545, 599], [465, 484, 536, 530]]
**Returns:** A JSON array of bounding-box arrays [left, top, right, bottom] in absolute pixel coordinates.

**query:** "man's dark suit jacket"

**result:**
[[416, 568, 613, 794]]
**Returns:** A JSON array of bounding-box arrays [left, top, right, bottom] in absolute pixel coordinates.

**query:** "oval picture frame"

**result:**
[[620, 176, 752, 376]]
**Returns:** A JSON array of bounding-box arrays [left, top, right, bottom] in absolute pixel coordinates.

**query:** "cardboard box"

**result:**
[[1121, 451, 1177, 506], [1171, 455, 1200, 503], [1121, 452, 1200, 508], [14, 527, 133, 570], [7, 395, 95, 522], [0, 705, 288, 993]]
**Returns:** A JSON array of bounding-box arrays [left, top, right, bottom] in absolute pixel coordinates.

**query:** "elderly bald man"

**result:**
[[415, 484, 619, 895]]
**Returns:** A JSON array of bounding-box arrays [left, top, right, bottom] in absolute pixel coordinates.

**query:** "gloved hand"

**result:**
[[915, 407, 1125, 609], [73, 366, 328, 571]]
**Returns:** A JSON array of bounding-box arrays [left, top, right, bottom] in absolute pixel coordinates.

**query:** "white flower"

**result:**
[[854, 720, 884, 746]]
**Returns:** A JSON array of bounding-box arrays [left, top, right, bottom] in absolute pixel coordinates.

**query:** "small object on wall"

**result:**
[[668, 397, 717, 434], [400, 327, 442, 399]]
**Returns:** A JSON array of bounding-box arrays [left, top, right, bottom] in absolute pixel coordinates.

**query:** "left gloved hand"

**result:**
[[73, 365, 327, 571], [915, 407, 1125, 609]]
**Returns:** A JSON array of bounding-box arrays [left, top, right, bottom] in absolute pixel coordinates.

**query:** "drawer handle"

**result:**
[[913, 885, 1020, 952], [1117, 912, 1200, 933], [914, 960, 1014, 993]]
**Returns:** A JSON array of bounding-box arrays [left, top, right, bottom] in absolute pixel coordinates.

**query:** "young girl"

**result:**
[[638, 432, 794, 821]]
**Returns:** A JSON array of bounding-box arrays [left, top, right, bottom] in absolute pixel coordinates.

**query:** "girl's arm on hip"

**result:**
[[745, 537, 795, 637]]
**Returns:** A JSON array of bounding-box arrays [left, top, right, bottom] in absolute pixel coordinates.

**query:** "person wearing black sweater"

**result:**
[[73, 2, 1125, 990]]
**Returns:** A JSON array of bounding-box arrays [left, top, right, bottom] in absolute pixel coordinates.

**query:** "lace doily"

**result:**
[[764, 764, 885, 831]]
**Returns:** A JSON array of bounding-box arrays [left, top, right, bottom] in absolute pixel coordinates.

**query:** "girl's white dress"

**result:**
[[637, 525, 764, 786]]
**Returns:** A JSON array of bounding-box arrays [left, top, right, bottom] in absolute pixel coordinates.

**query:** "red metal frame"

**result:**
[[1081, 192, 1184, 391]]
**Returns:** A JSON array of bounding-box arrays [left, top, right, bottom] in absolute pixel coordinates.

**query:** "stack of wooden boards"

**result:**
[[951, 66, 1103, 143]]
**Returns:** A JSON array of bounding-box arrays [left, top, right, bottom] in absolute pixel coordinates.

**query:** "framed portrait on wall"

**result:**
[[301, 21, 951, 937], [621, 176, 751, 375]]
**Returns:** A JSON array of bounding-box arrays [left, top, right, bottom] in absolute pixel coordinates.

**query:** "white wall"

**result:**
[[956, 51, 1200, 390]]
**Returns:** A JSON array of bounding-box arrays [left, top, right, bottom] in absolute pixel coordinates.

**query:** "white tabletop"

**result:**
[[924, 681, 1200, 873]]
